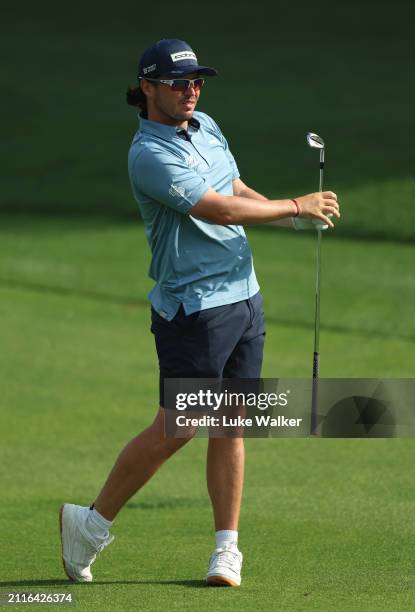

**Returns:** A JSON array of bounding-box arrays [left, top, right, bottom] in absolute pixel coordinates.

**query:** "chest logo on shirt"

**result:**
[[169, 183, 186, 199], [184, 154, 199, 169]]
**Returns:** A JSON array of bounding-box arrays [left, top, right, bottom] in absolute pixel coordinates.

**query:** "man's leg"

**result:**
[[94, 407, 191, 520], [206, 293, 265, 586], [205, 437, 245, 587], [206, 437, 245, 531], [60, 408, 191, 582]]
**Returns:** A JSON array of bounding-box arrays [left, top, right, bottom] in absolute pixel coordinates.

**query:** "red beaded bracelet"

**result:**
[[291, 198, 301, 217]]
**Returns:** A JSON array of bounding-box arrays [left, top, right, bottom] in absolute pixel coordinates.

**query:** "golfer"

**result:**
[[59, 38, 340, 587]]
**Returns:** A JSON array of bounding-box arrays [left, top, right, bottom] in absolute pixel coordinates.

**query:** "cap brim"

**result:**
[[165, 64, 218, 77]]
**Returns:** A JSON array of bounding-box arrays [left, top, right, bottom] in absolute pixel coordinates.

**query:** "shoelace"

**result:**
[[80, 526, 114, 556], [95, 534, 114, 553], [210, 547, 241, 570]]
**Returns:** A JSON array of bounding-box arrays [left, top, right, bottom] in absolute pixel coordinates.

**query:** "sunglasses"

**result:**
[[141, 77, 205, 92]]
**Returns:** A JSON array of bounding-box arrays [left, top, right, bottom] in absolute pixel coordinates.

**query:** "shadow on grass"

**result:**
[[0, 278, 147, 309], [1, 276, 414, 343], [126, 497, 208, 510], [0, 579, 207, 589]]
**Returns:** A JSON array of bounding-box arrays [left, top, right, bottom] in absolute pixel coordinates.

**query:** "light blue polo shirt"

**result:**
[[128, 110, 259, 320]]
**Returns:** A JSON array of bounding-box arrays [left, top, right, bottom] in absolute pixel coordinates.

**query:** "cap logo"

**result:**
[[143, 64, 157, 74], [170, 51, 197, 63]]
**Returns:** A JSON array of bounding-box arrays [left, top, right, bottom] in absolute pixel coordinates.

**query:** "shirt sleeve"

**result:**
[[132, 148, 210, 214]]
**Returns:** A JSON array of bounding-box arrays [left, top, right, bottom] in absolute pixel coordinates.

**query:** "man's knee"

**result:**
[[148, 407, 194, 454]]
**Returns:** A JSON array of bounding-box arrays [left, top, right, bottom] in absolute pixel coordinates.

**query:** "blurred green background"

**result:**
[[2, 0, 415, 240], [1, 1, 415, 609]]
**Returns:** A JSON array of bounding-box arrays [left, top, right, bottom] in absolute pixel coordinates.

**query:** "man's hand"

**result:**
[[294, 191, 340, 228], [292, 217, 331, 231]]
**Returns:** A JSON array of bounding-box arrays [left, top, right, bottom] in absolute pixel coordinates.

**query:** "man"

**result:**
[[59, 39, 339, 587]]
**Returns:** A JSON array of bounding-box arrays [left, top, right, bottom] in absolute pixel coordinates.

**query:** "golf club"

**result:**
[[306, 132, 325, 436]]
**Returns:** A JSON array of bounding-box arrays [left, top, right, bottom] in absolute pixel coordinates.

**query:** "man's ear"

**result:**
[[140, 79, 152, 97]]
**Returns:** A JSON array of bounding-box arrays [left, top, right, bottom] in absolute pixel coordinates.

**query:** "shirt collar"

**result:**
[[139, 114, 200, 141]]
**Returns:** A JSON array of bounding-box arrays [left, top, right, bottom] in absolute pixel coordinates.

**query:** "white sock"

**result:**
[[215, 530, 238, 550], [85, 508, 113, 542]]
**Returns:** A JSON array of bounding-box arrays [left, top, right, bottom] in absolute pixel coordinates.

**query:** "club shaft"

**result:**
[[313, 229, 322, 354], [311, 351, 320, 434], [311, 148, 324, 435], [311, 232, 321, 435]]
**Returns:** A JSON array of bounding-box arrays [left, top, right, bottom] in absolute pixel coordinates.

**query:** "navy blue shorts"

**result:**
[[151, 292, 266, 407]]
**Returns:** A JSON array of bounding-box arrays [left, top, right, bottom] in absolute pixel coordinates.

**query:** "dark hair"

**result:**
[[126, 84, 147, 115]]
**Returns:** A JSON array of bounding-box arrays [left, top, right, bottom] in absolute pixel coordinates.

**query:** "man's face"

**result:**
[[148, 72, 201, 125]]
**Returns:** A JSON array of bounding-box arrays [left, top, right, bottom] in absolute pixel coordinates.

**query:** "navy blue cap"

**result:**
[[138, 39, 218, 79]]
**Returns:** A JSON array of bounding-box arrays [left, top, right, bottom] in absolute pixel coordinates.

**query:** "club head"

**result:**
[[306, 132, 325, 150]]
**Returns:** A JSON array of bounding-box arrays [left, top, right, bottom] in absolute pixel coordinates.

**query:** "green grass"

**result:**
[[2, 1, 414, 607], [0, 218, 414, 610]]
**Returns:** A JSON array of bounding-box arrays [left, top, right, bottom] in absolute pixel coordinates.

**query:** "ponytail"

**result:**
[[126, 85, 147, 114]]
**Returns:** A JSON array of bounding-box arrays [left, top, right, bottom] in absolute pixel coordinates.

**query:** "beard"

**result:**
[[154, 90, 197, 123]]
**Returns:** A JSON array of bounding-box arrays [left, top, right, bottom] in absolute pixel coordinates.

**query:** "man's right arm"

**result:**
[[190, 188, 340, 228]]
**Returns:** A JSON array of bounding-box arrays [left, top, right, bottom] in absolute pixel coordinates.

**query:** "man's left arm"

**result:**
[[232, 178, 293, 228]]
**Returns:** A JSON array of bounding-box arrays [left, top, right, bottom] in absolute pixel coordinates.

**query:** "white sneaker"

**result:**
[[59, 504, 114, 582], [206, 544, 243, 586]]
